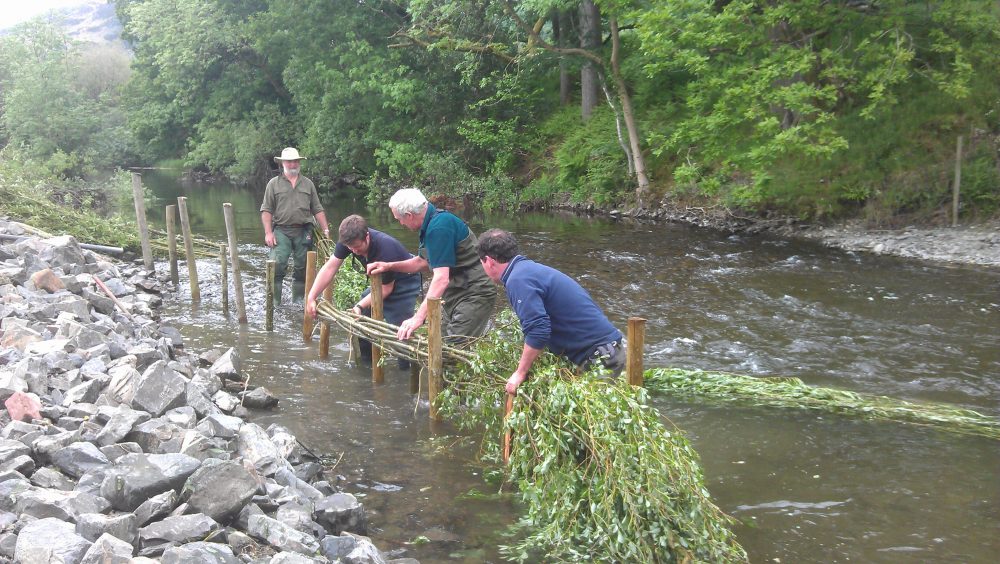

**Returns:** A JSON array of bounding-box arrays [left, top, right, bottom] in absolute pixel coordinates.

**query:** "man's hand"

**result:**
[[396, 315, 424, 340], [264, 232, 277, 248], [305, 298, 318, 320], [366, 261, 390, 275], [506, 371, 528, 395]]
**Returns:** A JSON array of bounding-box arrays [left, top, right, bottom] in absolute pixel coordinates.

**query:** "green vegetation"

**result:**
[[440, 315, 747, 562], [1, 1, 997, 223]]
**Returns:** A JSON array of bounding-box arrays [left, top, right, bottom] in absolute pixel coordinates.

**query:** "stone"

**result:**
[[212, 390, 240, 413], [197, 413, 243, 439], [181, 460, 259, 522], [29, 268, 66, 293], [39, 235, 88, 270], [164, 405, 198, 429], [31, 429, 81, 459], [0, 438, 31, 464], [179, 430, 232, 462], [130, 360, 187, 416], [269, 552, 322, 564], [81, 287, 115, 316], [138, 513, 221, 547], [99, 452, 201, 511], [320, 534, 357, 560], [50, 441, 111, 479], [4, 391, 42, 422], [247, 514, 321, 556], [134, 489, 178, 527], [237, 423, 288, 477], [161, 541, 239, 564], [342, 532, 387, 564], [0, 325, 42, 353], [209, 348, 242, 381], [241, 386, 279, 409], [62, 379, 103, 406], [99, 441, 143, 462], [95, 406, 152, 447], [107, 364, 140, 405], [0, 454, 35, 475], [126, 418, 186, 454], [12, 486, 110, 521], [128, 343, 163, 371], [314, 493, 366, 535], [191, 369, 223, 396], [186, 381, 222, 418], [14, 517, 92, 564], [198, 348, 225, 367], [75, 512, 138, 546], [79, 532, 135, 564]]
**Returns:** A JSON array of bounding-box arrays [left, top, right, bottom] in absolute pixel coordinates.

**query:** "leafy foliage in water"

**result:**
[[439, 315, 747, 563]]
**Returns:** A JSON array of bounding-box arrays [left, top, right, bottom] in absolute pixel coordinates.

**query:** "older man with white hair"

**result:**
[[367, 188, 496, 342], [259, 147, 330, 305]]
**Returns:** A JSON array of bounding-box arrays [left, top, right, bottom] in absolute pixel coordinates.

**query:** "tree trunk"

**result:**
[[556, 11, 572, 105], [579, 0, 601, 120], [609, 17, 650, 204]]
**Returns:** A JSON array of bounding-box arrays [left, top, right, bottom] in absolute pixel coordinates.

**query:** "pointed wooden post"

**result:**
[[427, 297, 443, 420], [503, 395, 514, 464], [176, 196, 199, 302], [165, 205, 178, 285], [303, 251, 318, 342], [319, 284, 333, 359], [220, 245, 229, 316], [626, 317, 646, 387], [952, 135, 963, 227], [265, 260, 275, 331], [223, 203, 247, 323], [370, 272, 385, 384], [131, 172, 154, 273]]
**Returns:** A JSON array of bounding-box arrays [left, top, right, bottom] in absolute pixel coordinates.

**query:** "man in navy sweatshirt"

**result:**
[[477, 228, 625, 395]]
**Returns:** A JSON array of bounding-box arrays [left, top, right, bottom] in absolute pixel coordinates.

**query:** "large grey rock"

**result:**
[[0, 454, 35, 475], [181, 460, 259, 522], [131, 361, 187, 416], [135, 489, 178, 526], [274, 467, 323, 502], [29, 466, 75, 491], [76, 512, 138, 545], [0, 370, 29, 401], [0, 438, 31, 464], [164, 406, 198, 429], [269, 552, 323, 564], [81, 287, 115, 316], [320, 534, 357, 560], [212, 390, 240, 413], [186, 381, 223, 418], [237, 423, 288, 477], [31, 429, 81, 459], [95, 406, 152, 447], [126, 418, 186, 454], [247, 514, 321, 556], [196, 414, 243, 440], [50, 441, 111, 478], [0, 325, 42, 355], [161, 541, 239, 564], [62, 378, 103, 406], [12, 485, 110, 521], [41, 295, 91, 320], [342, 532, 387, 564], [99, 441, 143, 462], [100, 452, 201, 511], [179, 430, 232, 462], [191, 369, 223, 396], [138, 513, 220, 546], [57, 319, 105, 350], [209, 348, 241, 381], [107, 364, 140, 405], [314, 493, 366, 535], [79, 532, 134, 564], [240, 387, 279, 409], [39, 235, 88, 270], [14, 517, 93, 564], [128, 343, 163, 371]]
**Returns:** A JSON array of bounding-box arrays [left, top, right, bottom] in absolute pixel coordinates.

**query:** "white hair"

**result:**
[[388, 188, 429, 215]]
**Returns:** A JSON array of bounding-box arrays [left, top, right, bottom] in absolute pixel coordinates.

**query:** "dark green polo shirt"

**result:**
[[260, 174, 323, 226]]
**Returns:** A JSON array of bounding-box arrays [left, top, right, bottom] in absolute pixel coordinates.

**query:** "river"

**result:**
[[141, 171, 1000, 563]]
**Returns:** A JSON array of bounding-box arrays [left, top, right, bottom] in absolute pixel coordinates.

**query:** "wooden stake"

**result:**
[[176, 196, 200, 302], [165, 205, 178, 285], [427, 296, 443, 420], [265, 260, 275, 331], [319, 284, 333, 358], [223, 203, 247, 323], [220, 244, 229, 316], [503, 394, 514, 464], [370, 272, 385, 384], [131, 172, 154, 273], [953, 135, 963, 227], [626, 317, 646, 387], [303, 251, 318, 342]]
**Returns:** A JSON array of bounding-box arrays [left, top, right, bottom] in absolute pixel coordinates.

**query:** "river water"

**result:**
[[142, 171, 999, 563]]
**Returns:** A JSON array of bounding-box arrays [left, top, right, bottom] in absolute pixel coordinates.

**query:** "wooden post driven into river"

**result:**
[[131, 172, 154, 273], [953, 135, 963, 227], [265, 260, 275, 331], [427, 296, 444, 420], [370, 273, 385, 384], [319, 284, 333, 358], [303, 251, 318, 342], [626, 317, 646, 387], [222, 203, 247, 323], [176, 196, 200, 302], [220, 245, 229, 316], [165, 205, 178, 285]]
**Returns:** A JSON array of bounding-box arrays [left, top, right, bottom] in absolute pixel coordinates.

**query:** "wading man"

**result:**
[[305, 215, 421, 368], [259, 147, 330, 305], [366, 188, 495, 343], [476, 228, 625, 395]]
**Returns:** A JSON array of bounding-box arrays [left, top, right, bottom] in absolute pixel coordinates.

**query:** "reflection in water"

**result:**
[[144, 172, 1000, 563]]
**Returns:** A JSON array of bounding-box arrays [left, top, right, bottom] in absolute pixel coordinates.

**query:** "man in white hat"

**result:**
[[260, 147, 330, 304]]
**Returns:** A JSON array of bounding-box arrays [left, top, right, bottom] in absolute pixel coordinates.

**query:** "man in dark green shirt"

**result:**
[[259, 147, 330, 304], [367, 188, 495, 343]]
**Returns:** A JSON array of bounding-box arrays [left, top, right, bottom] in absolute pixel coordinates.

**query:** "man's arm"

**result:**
[[396, 266, 449, 340], [314, 211, 330, 238], [367, 255, 428, 276], [355, 280, 396, 312], [261, 211, 276, 247], [305, 256, 344, 319], [507, 343, 543, 394]]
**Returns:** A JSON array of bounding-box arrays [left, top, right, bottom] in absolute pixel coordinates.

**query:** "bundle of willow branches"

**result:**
[[645, 368, 1000, 440], [439, 315, 747, 563], [314, 300, 476, 366], [149, 228, 220, 259]]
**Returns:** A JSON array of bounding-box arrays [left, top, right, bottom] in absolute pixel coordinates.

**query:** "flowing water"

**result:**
[[142, 171, 1000, 563]]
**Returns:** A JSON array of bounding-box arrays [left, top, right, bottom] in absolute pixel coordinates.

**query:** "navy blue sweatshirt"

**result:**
[[501, 255, 622, 365]]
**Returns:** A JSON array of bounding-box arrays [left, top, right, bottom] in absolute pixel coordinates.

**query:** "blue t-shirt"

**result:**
[[334, 228, 419, 290], [501, 255, 622, 365], [418, 203, 469, 269]]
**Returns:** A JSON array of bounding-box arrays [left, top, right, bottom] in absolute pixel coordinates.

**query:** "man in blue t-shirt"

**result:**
[[306, 215, 421, 365], [476, 228, 625, 395], [367, 189, 495, 343]]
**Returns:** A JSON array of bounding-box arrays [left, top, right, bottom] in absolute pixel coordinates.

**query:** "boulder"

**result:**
[[75, 512, 138, 546], [126, 418, 186, 454], [138, 513, 221, 547], [181, 460, 259, 522], [135, 489, 178, 526], [241, 386, 279, 409], [79, 532, 135, 564], [99, 452, 201, 511], [160, 541, 239, 564], [209, 348, 241, 381], [314, 493, 366, 535], [95, 406, 152, 447], [131, 361, 187, 416], [14, 517, 92, 564], [247, 514, 321, 556], [4, 391, 42, 422], [29, 268, 66, 293], [50, 441, 111, 479]]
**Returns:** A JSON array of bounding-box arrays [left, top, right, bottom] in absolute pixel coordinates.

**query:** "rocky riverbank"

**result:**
[[551, 198, 1000, 269], [0, 219, 410, 563]]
